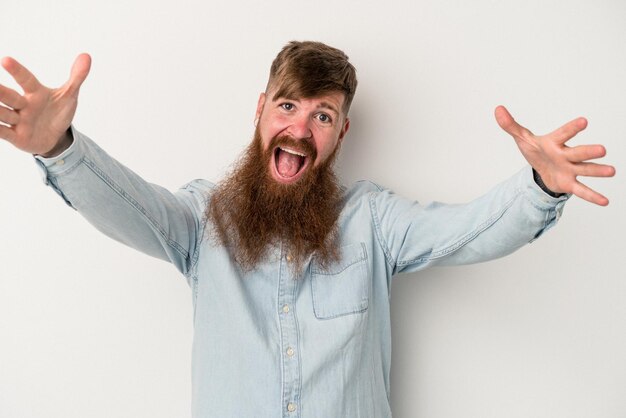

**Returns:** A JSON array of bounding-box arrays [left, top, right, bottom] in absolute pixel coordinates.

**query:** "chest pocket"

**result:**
[[311, 243, 370, 319]]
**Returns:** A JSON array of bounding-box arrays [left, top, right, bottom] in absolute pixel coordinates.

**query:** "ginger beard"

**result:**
[[207, 126, 342, 274]]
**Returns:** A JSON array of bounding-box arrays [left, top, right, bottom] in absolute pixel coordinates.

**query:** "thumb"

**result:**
[[66, 53, 92, 96], [494, 105, 532, 139]]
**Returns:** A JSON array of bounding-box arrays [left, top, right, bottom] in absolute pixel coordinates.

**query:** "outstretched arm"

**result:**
[[495, 106, 615, 206], [1, 56, 207, 276], [0, 54, 91, 156]]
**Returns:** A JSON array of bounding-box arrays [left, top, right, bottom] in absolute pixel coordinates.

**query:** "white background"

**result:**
[[1, 1, 624, 417]]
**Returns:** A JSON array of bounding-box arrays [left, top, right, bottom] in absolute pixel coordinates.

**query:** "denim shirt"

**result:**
[[35, 127, 568, 418]]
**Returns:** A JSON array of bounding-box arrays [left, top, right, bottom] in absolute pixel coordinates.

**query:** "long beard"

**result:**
[[206, 128, 342, 274]]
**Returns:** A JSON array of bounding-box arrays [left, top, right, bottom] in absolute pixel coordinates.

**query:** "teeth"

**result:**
[[279, 147, 307, 157]]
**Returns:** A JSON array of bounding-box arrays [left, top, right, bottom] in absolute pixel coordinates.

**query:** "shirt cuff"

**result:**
[[33, 125, 87, 208], [34, 125, 85, 184], [521, 165, 570, 223]]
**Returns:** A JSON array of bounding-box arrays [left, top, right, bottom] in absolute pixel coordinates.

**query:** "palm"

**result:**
[[0, 54, 91, 156], [495, 106, 615, 206]]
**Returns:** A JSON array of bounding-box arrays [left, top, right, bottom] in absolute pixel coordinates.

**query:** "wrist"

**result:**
[[532, 168, 565, 198], [39, 128, 74, 158]]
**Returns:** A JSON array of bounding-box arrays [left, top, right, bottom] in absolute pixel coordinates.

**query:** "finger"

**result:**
[[0, 83, 27, 110], [0, 124, 16, 143], [565, 144, 606, 162], [0, 105, 19, 125], [574, 162, 616, 178], [65, 53, 91, 96], [1, 57, 42, 94], [494, 105, 533, 139], [571, 180, 609, 206], [546, 116, 587, 145]]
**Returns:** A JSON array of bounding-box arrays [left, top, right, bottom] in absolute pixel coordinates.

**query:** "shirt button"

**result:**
[[286, 254, 293, 262], [287, 402, 297, 412], [282, 304, 290, 313], [55, 159, 65, 166], [286, 347, 295, 357]]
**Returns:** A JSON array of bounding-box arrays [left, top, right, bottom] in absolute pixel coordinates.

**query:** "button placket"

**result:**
[[277, 248, 301, 417]]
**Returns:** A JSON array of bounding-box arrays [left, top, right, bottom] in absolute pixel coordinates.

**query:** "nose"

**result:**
[[286, 114, 312, 140]]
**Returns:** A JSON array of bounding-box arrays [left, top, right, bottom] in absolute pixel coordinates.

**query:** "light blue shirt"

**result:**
[[35, 127, 568, 418]]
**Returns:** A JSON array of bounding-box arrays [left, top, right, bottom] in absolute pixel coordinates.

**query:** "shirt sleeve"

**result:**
[[369, 166, 570, 275], [33, 126, 212, 276]]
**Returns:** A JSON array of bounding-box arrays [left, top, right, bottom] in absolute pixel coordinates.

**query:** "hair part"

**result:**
[[266, 41, 358, 115]]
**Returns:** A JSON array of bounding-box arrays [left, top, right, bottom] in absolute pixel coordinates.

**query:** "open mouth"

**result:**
[[273, 146, 310, 183]]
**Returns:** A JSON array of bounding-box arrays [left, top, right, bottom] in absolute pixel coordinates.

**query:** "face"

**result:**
[[255, 90, 350, 184]]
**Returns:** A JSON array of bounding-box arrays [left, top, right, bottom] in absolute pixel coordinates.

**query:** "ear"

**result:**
[[255, 92, 266, 123], [338, 117, 350, 143]]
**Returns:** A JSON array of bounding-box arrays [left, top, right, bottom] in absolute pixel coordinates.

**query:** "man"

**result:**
[[0, 42, 614, 417]]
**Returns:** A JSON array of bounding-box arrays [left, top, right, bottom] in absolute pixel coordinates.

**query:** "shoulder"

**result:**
[[179, 178, 216, 194], [342, 179, 406, 206], [175, 179, 216, 213], [339, 180, 390, 215], [342, 180, 385, 200]]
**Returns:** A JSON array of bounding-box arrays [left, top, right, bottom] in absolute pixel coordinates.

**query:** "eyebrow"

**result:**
[[317, 101, 339, 116], [274, 95, 340, 117]]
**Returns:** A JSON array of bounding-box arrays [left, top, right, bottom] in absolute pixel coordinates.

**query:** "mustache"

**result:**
[[268, 135, 318, 161]]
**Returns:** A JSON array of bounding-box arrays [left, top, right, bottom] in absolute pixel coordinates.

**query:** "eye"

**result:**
[[317, 113, 332, 124], [280, 102, 294, 111]]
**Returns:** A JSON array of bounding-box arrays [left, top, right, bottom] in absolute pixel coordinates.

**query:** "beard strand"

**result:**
[[205, 128, 342, 274]]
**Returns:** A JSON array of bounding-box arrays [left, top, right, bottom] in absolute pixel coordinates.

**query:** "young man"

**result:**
[[0, 42, 614, 417]]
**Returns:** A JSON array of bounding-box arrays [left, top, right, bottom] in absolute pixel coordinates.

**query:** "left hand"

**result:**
[[495, 105, 615, 206]]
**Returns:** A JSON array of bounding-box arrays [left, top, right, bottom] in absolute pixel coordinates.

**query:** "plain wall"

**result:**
[[1, 1, 624, 417]]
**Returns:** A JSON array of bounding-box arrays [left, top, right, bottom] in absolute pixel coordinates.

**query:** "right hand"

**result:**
[[0, 54, 91, 157]]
